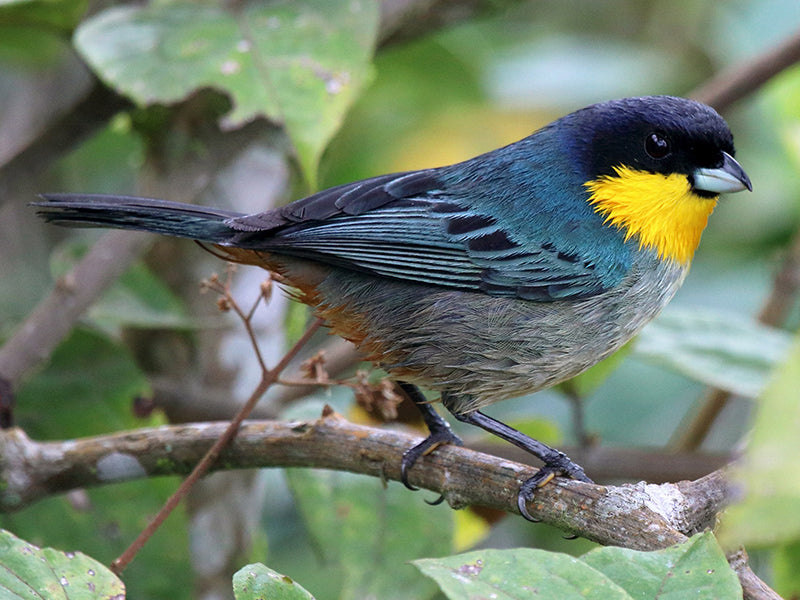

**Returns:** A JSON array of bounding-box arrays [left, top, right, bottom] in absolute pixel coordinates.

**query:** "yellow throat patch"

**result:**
[[585, 166, 718, 265]]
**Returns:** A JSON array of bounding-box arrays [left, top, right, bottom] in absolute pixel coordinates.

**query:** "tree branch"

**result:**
[[0, 230, 152, 422], [0, 413, 774, 598], [691, 25, 800, 111], [0, 414, 724, 538], [0, 79, 133, 209]]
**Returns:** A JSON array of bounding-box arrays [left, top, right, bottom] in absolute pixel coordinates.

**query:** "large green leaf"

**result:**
[[0, 529, 125, 599], [416, 548, 630, 600], [74, 0, 379, 185], [414, 533, 740, 600], [286, 468, 452, 600], [233, 563, 315, 600], [634, 309, 791, 398], [581, 532, 740, 599], [719, 333, 800, 548]]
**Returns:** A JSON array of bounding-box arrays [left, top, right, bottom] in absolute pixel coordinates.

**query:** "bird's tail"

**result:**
[[33, 193, 245, 243]]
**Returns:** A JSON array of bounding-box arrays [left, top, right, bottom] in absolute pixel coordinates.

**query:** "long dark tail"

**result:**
[[33, 193, 245, 243]]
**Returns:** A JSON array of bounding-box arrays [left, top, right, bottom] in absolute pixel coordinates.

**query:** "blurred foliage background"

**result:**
[[1, 0, 800, 598]]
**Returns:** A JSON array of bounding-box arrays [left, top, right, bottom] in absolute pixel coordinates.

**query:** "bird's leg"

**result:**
[[397, 381, 463, 492], [448, 408, 593, 521]]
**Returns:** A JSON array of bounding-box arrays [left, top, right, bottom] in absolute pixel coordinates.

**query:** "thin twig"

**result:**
[[110, 316, 324, 574]]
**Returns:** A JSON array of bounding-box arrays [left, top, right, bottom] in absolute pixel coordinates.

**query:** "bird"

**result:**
[[34, 95, 751, 519]]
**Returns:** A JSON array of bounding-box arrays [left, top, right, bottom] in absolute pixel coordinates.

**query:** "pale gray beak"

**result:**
[[692, 151, 752, 194]]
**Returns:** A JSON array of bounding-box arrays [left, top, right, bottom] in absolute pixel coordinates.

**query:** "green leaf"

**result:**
[[0, 25, 70, 66], [2, 478, 192, 599], [0, 0, 87, 31], [15, 327, 153, 440], [582, 532, 741, 599], [414, 548, 631, 600], [74, 0, 379, 185], [286, 468, 452, 600], [233, 563, 315, 600], [634, 309, 791, 398], [0, 529, 125, 599], [773, 539, 800, 599], [718, 332, 800, 548], [415, 534, 740, 600]]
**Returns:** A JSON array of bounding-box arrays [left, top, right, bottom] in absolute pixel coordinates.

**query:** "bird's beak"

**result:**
[[692, 151, 752, 194]]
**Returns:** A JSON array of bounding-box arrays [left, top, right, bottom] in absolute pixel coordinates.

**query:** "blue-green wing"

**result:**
[[226, 170, 610, 300]]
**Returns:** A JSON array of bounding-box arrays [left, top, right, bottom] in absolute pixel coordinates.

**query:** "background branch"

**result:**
[[0, 230, 151, 424], [691, 25, 800, 111], [0, 79, 132, 209]]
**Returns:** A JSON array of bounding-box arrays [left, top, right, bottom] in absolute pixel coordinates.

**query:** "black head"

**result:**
[[568, 96, 750, 195]]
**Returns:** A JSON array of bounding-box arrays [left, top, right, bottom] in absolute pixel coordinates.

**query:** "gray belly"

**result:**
[[313, 252, 687, 413]]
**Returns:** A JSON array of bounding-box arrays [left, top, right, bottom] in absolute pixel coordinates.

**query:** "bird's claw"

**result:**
[[400, 428, 463, 492], [517, 461, 594, 522], [425, 495, 447, 506]]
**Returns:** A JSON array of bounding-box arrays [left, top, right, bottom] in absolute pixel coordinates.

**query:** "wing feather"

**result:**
[[224, 171, 610, 300]]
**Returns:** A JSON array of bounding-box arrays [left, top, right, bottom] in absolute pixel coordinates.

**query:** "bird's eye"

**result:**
[[645, 131, 671, 159]]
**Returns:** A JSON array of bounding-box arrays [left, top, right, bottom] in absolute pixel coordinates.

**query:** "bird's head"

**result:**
[[569, 96, 751, 264]]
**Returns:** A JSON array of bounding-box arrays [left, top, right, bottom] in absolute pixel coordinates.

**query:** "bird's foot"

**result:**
[[517, 452, 593, 521], [396, 381, 464, 497], [400, 423, 463, 492]]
